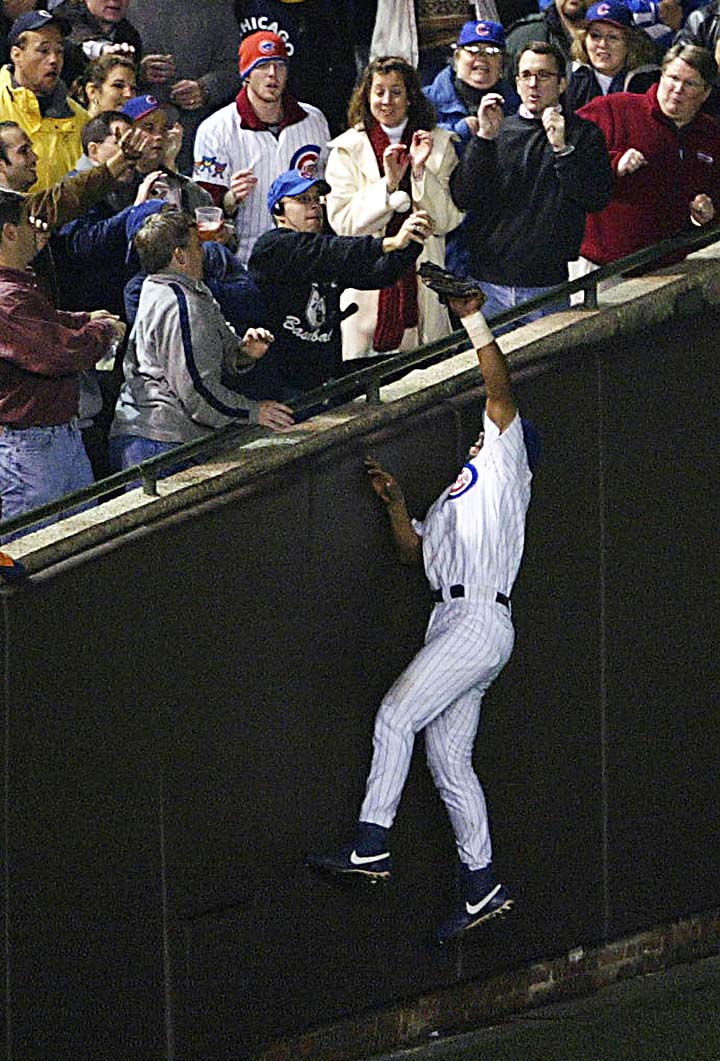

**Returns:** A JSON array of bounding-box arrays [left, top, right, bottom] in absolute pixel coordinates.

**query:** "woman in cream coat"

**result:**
[[326, 56, 464, 362]]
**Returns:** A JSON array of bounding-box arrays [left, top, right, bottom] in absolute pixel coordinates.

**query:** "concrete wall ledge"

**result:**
[[259, 907, 720, 1061], [8, 243, 720, 576]]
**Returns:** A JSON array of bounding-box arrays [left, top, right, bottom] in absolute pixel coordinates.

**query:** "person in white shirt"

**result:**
[[192, 29, 330, 266]]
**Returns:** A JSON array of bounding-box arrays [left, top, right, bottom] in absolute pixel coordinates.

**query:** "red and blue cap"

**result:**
[[239, 30, 288, 80], [122, 94, 161, 122], [456, 20, 506, 50], [267, 168, 330, 213], [585, 1, 632, 28]]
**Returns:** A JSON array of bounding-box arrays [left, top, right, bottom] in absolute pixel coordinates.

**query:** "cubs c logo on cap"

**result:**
[[290, 145, 321, 176], [448, 463, 478, 499], [596, 3, 610, 14], [477, 22, 490, 35], [259, 39, 276, 53]]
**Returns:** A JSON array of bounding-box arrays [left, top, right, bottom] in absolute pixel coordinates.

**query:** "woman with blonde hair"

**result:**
[[565, 0, 659, 114], [325, 55, 464, 363]]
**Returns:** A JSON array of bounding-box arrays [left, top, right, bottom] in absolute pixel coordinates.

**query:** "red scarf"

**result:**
[[367, 120, 419, 353], [235, 87, 308, 130]]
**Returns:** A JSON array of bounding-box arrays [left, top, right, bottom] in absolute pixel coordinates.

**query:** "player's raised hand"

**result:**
[[364, 457, 405, 506], [447, 293, 485, 320]]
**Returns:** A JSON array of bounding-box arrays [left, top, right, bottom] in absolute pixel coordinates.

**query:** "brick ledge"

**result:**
[[258, 907, 720, 1061]]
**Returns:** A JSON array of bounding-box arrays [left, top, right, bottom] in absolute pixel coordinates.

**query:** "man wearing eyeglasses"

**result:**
[[449, 41, 612, 329], [577, 43, 720, 269]]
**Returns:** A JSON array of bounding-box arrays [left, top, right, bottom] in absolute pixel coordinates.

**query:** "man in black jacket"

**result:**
[[449, 41, 612, 331], [248, 167, 432, 401]]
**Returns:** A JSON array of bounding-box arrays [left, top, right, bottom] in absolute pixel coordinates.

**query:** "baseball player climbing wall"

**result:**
[[360, 413, 532, 870]]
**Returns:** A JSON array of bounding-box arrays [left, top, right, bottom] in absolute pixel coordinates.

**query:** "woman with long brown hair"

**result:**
[[325, 56, 464, 363], [72, 53, 137, 117]]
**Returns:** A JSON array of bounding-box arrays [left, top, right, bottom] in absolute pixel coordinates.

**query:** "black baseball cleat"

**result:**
[[305, 844, 393, 884], [437, 864, 514, 944]]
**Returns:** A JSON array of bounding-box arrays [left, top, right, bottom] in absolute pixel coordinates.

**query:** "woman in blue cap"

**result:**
[[423, 20, 519, 277], [564, 0, 659, 114], [423, 20, 519, 156]]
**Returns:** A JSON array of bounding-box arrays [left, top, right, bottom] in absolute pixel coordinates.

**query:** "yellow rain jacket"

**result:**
[[0, 65, 88, 191]]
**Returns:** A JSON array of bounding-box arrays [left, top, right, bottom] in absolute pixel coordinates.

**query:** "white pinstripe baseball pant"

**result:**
[[359, 599, 514, 870]]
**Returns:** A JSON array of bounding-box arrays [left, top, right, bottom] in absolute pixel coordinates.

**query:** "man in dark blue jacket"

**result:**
[[449, 41, 612, 330], [248, 167, 433, 401]]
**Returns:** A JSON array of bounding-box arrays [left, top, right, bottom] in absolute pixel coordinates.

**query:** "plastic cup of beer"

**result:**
[[195, 206, 224, 242]]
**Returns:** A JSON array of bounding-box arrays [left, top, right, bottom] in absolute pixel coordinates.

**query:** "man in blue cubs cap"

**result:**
[[265, 168, 330, 217], [424, 18, 520, 275], [424, 19, 520, 153], [247, 167, 433, 400]]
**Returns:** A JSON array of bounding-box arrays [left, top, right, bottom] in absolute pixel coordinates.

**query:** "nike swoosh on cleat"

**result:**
[[349, 849, 390, 866], [465, 883, 502, 915]]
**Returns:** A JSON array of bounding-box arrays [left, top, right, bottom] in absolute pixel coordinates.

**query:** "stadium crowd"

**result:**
[[1, 0, 719, 532]]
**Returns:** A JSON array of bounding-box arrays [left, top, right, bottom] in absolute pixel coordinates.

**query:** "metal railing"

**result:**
[[2, 221, 719, 542]]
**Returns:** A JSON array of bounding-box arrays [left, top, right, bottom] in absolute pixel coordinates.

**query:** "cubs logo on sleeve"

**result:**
[[447, 463, 478, 500]]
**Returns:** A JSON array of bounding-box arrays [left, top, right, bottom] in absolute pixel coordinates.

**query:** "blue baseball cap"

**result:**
[[585, 1, 632, 27], [122, 94, 160, 122], [8, 9, 69, 48], [267, 168, 330, 213], [456, 20, 506, 50]]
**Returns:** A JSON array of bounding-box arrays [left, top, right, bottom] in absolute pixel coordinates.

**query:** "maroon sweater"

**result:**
[[578, 84, 720, 264], [0, 266, 115, 428]]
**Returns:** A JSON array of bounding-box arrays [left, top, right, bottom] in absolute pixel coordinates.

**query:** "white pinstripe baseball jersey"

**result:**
[[192, 100, 331, 265], [358, 410, 533, 870], [415, 411, 532, 598]]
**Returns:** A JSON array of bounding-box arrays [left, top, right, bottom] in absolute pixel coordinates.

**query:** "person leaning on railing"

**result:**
[[109, 207, 294, 475]]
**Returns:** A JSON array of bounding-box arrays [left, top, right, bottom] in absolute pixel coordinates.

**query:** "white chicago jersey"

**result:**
[[416, 411, 532, 597], [193, 101, 331, 265]]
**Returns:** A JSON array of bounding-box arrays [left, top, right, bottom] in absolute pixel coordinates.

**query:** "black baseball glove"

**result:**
[[418, 262, 486, 308]]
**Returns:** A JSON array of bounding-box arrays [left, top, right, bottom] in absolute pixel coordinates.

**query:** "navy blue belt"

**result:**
[[430, 584, 510, 609]]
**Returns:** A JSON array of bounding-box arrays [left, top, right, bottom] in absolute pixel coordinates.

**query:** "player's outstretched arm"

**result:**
[[448, 295, 517, 431], [364, 457, 422, 565]]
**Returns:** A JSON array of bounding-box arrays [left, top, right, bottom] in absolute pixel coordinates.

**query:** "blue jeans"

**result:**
[[109, 434, 189, 490], [479, 281, 570, 335], [0, 420, 94, 538], [109, 434, 180, 472]]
